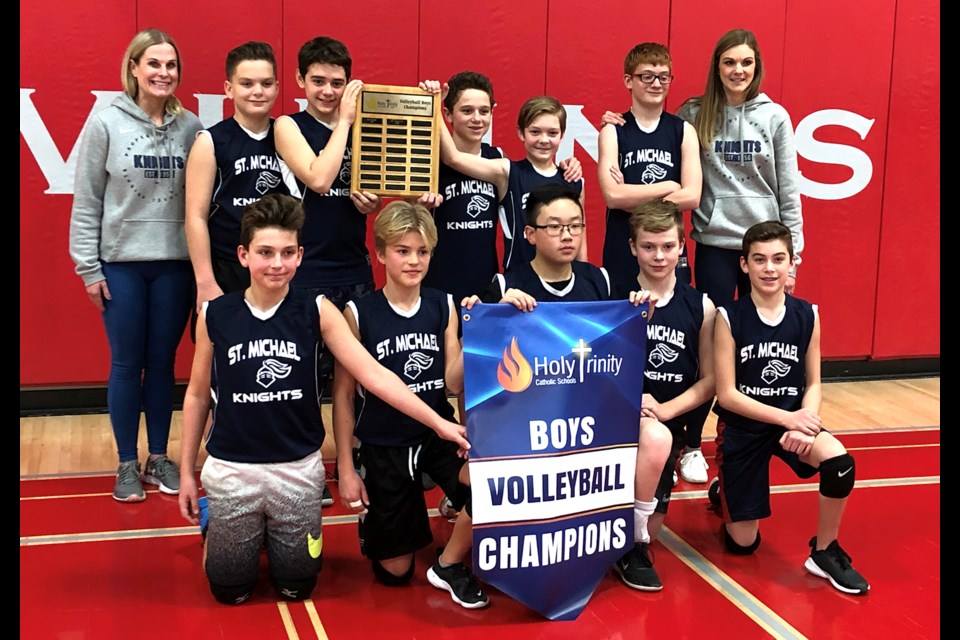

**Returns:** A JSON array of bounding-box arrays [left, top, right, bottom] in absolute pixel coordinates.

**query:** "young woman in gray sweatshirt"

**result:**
[[678, 28, 804, 311], [675, 28, 804, 483], [69, 28, 203, 503]]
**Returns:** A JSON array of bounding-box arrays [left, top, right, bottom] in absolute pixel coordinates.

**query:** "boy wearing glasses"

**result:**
[[599, 43, 712, 487], [471, 184, 607, 305], [598, 42, 701, 295]]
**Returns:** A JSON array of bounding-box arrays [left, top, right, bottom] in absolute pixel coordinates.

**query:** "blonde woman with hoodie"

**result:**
[[678, 28, 803, 311], [69, 28, 203, 503]]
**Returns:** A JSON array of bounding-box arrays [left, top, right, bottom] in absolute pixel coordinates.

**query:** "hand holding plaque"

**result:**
[[350, 85, 441, 197]]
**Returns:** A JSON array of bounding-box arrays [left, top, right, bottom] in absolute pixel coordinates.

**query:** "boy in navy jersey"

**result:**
[[472, 184, 607, 305], [186, 41, 291, 314], [712, 221, 869, 595], [332, 201, 488, 609], [423, 71, 504, 304], [420, 80, 584, 272], [612, 199, 716, 591], [463, 184, 672, 590], [599, 43, 710, 486], [177, 194, 469, 606], [274, 36, 381, 305], [598, 42, 701, 294]]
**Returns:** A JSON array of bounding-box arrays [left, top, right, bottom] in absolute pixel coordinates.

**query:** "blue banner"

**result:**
[[462, 300, 649, 620]]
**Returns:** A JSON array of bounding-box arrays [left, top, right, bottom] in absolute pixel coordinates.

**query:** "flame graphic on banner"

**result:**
[[497, 337, 533, 392]]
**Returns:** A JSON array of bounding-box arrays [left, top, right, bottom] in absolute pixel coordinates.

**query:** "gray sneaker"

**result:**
[[113, 461, 146, 502], [143, 456, 180, 495]]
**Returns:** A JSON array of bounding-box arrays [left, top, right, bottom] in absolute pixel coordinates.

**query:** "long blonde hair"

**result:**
[[121, 28, 184, 117], [691, 29, 764, 150]]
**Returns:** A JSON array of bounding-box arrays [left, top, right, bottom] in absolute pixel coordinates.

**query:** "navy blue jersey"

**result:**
[[424, 143, 504, 301], [206, 118, 289, 262], [602, 111, 684, 293], [348, 288, 456, 447], [716, 294, 816, 431], [483, 260, 610, 302], [204, 288, 325, 463], [501, 159, 584, 271], [283, 111, 372, 289], [639, 282, 705, 404]]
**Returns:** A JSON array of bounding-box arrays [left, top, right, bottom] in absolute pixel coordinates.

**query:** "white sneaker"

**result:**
[[672, 470, 679, 486], [679, 449, 709, 484]]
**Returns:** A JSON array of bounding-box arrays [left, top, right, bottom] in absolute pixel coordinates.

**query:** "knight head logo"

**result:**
[[255, 171, 282, 195], [497, 337, 532, 392], [466, 195, 490, 219], [256, 358, 293, 388], [339, 147, 353, 185], [761, 359, 791, 384], [403, 352, 434, 380], [648, 343, 679, 369], [641, 164, 667, 184]]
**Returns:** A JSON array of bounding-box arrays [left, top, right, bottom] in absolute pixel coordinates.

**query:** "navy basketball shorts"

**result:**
[[359, 433, 465, 560], [715, 420, 819, 522]]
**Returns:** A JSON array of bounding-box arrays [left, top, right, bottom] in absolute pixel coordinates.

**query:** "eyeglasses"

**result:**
[[633, 73, 674, 85], [531, 222, 586, 237]]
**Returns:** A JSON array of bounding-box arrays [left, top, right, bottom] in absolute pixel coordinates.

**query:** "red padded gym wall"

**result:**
[[18, 0, 941, 389], [873, 0, 940, 358], [781, 0, 895, 358], [20, 0, 136, 385]]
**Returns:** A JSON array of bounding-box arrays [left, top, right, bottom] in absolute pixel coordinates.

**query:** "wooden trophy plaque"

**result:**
[[351, 84, 440, 197]]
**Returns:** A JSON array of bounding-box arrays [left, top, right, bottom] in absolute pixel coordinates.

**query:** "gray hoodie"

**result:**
[[677, 93, 803, 269], [69, 93, 203, 285]]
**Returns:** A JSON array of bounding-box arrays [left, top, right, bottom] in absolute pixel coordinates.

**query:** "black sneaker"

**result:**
[[804, 537, 870, 595], [321, 484, 334, 508], [615, 542, 663, 591], [426, 561, 489, 609]]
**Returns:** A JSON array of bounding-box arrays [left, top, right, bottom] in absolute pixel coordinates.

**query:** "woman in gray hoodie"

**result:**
[[69, 28, 203, 503], [678, 28, 804, 310], [675, 28, 804, 485]]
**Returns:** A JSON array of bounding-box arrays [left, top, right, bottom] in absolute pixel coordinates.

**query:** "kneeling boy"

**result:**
[[178, 195, 469, 605], [713, 221, 869, 595], [333, 201, 488, 609]]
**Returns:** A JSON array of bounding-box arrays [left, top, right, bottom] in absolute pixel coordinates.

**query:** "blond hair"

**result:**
[[373, 201, 437, 253], [121, 28, 184, 117]]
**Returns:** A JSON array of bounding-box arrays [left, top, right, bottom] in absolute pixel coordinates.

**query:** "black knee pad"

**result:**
[[819, 454, 856, 499], [455, 482, 473, 518], [209, 580, 256, 605], [722, 525, 761, 555], [271, 574, 318, 601], [371, 558, 415, 587]]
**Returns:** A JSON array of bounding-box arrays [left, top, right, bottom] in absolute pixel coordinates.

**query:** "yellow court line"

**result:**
[[659, 527, 808, 640], [847, 443, 939, 452], [21, 490, 166, 501], [304, 600, 329, 640], [276, 601, 301, 640]]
